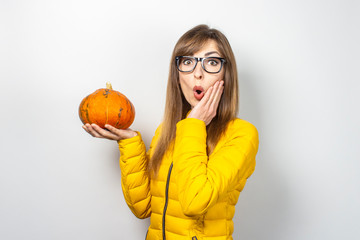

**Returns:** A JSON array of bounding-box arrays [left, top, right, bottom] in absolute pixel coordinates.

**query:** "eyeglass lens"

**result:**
[[177, 57, 223, 73]]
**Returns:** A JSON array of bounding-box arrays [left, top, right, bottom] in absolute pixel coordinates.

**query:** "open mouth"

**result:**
[[193, 86, 205, 100]]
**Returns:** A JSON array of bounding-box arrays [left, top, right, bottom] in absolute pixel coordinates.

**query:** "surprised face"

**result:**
[[178, 40, 225, 109]]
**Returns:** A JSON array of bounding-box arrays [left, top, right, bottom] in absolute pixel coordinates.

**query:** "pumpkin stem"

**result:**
[[106, 82, 113, 90]]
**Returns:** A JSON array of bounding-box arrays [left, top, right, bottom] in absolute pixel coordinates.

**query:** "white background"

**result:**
[[1, 0, 359, 239]]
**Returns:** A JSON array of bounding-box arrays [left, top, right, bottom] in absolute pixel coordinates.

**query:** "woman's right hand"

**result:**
[[82, 123, 138, 141]]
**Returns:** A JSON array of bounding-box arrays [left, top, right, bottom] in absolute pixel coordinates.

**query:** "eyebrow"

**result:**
[[204, 51, 221, 57]]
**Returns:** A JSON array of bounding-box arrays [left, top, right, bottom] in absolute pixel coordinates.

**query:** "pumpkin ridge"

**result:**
[[115, 107, 123, 128], [87, 93, 95, 124], [106, 90, 109, 126], [85, 103, 90, 123], [81, 94, 91, 124]]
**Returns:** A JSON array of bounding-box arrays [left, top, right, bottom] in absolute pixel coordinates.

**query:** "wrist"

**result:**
[[122, 131, 137, 140], [130, 131, 138, 138], [117, 131, 140, 144]]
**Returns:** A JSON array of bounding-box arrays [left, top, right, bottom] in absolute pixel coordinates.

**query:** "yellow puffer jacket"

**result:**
[[118, 117, 259, 240]]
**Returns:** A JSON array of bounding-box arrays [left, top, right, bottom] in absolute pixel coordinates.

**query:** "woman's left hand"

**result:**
[[187, 80, 224, 125]]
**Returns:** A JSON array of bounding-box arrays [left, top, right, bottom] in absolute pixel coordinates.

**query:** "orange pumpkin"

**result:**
[[79, 82, 135, 129]]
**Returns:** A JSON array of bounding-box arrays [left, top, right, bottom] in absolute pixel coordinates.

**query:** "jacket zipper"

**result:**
[[162, 162, 173, 240]]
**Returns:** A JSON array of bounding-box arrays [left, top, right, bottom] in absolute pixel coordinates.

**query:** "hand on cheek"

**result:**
[[187, 80, 224, 125]]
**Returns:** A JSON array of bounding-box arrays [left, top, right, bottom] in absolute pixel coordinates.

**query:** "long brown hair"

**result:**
[[148, 24, 239, 175]]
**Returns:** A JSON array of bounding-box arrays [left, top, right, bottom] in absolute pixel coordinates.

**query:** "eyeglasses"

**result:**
[[175, 56, 226, 73]]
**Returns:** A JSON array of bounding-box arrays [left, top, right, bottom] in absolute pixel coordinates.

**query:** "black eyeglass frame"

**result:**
[[175, 56, 226, 74]]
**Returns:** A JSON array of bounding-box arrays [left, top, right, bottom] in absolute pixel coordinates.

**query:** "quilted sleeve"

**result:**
[[172, 118, 259, 217], [117, 127, 159, 219]]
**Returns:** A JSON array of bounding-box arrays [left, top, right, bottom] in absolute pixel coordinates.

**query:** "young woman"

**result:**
[[83, 24, 259, 240]]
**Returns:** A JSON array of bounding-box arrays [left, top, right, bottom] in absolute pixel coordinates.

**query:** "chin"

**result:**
[[190, 100, 198, 109]]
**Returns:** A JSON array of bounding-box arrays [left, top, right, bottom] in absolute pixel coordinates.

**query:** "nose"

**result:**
[[193, 61, 204, 80]]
